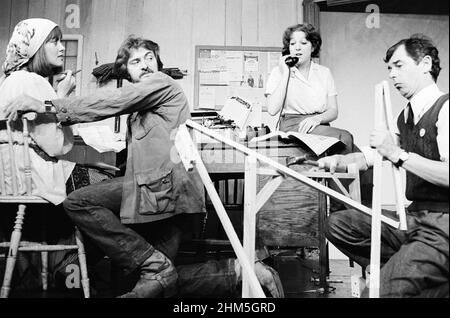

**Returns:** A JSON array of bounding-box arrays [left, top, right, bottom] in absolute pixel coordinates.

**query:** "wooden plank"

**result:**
[[369, 83, 384, 298], [258, 0, 297, 47], [255, 175, 284, 212], [382, 80, 407, 230], [187, 120, 400, 228], [296, 0, 304, 23], [348, 163, 361, 202], [174, 124, 265, 297], [141, 0, 164, 42], [43, 0, 63, 25], [124, 0, 145, 37], [168, 0, 194, 108], [225, 0, 242, 46], [191, 0, 226, 46], [28, 0, 46, 18], [242, 155, 257, 297], [9, 0, 29, 33], [0, 0, 12, 56], [241, 0, 258, 46], [80, 0, 126, 95], [318, 178, 328, 288]]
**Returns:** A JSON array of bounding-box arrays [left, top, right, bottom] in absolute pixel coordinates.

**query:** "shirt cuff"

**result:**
[[52, 99, 73, 124], [360, 146, 375, 168]]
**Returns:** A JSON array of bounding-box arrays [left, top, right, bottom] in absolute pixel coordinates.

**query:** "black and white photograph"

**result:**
[[0, 0, 448, 307]]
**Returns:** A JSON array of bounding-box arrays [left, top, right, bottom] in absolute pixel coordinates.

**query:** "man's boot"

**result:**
[[118, 249, 178, 298], [234, 259, 285, 298]]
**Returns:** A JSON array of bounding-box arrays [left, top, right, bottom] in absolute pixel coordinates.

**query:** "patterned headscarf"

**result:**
[[2, 18, 57, 77]]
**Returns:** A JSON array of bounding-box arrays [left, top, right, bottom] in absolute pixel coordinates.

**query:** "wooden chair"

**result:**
[[0, 115, 89, 298]]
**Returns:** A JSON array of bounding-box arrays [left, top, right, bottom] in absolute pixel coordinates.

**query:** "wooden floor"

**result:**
[[1, 250, 362, 298]]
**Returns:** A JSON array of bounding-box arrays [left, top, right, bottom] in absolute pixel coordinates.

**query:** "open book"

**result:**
[[250, 130, 343, 156]]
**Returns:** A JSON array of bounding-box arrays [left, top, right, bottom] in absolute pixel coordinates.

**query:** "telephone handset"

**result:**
[[282, 48, 299, 68], [275, 49, 298, 130]]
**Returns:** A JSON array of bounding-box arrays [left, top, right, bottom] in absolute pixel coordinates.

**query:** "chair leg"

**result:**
[[40, 209, 48, 291], [1, 205, 26, 298], [74, 227, 90, 298], [41, 251, 48, 291]]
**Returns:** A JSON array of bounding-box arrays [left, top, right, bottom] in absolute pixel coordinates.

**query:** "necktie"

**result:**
[[406, 103, 414, 127]]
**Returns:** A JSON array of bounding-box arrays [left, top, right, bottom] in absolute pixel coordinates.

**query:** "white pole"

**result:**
[[369, 84, 384, 298], [382, 81, 408, 230], [185, 119, 399, 228]]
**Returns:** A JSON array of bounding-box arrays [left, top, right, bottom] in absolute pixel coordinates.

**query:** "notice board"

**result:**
[[194, 45, 282, 111]]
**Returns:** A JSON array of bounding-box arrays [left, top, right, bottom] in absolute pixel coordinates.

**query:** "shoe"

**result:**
[[254, 261, 285, 298], [118, 249, 178, 298]]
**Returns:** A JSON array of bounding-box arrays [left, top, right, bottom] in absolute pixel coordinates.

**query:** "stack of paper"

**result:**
[[77, 125, 126, 153]]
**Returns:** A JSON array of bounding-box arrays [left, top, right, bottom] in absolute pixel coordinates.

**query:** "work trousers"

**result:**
[[63, 176, 239, 297], [325, 209, 449, 297]]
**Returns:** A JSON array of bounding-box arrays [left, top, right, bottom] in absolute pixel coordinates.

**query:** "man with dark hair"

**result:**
[[317, 34, 448, 297], [3, 35, 284, 298], [4, 34, 203, 298]]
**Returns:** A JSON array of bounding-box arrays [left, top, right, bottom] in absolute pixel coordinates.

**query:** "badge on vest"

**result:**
[[419, 128, 426, 137]]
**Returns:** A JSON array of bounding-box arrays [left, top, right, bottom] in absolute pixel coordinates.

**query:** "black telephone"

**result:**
[[282, 48, 299, 67]]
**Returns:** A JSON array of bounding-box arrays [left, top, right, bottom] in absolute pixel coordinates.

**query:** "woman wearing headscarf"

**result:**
[[0, 18, 77, 204], [0, 19, 98, 292]]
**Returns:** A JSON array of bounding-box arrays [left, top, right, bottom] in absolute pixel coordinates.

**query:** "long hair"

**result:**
[[113, 35, 164, 81], [26, 26, 63, 77], [384, 34, 441, 82], [282, 23, 322, 58]]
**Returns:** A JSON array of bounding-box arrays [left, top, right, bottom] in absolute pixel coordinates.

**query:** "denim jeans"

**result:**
[[63, 177, 239, 296], [63, 177, 158, 275], [325, 209, 449, 297]]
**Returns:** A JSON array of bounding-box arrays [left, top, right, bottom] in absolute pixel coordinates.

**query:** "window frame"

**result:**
[[61, 34, 84, 96]]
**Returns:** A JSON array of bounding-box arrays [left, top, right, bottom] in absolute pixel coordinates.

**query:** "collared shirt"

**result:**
[[265, 61, 337, 115], [52, 72, 205, 224], [362, 83, 449, 166]]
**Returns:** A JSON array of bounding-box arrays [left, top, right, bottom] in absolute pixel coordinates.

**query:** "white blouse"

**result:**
[[0, 70, 75, 205], [265, 61, 338, 115]]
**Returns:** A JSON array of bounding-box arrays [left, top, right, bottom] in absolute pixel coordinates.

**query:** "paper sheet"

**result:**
[[77, 125, 126, 153], [250, 131, 342, 156]]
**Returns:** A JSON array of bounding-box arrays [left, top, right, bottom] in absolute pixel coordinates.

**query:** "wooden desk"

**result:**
[[199, 139, 334, 289], [199, 140, 322, 248]]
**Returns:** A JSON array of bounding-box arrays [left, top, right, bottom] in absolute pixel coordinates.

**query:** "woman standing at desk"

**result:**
[[265, 23, 355, 154]]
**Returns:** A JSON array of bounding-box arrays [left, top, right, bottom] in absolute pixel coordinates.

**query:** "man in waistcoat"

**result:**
[[316, 34, 449, 297]]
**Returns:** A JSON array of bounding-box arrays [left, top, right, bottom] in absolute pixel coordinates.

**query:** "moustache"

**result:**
[[140, 70, 154, 77]]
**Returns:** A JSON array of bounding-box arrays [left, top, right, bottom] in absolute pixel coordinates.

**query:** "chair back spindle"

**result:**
[[21, 118, 33, 195], [5, 121, 19, 196]]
